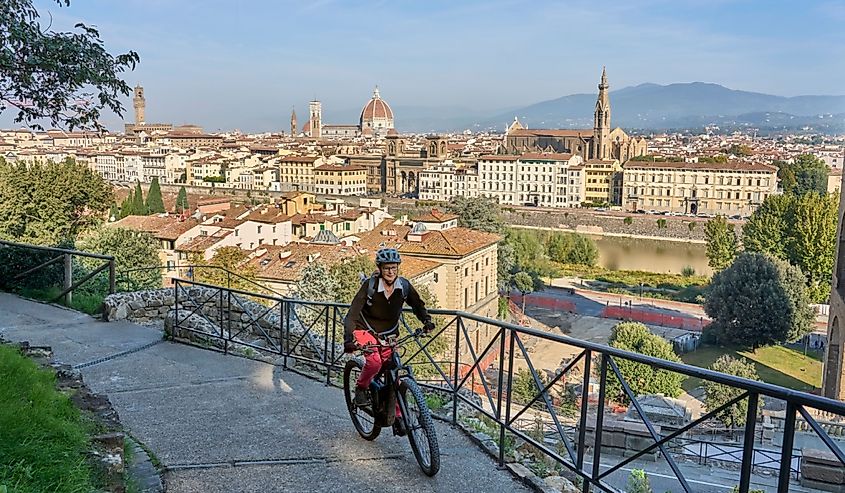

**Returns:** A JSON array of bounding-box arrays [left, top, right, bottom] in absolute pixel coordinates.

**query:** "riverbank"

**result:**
[[510, 224, 707, 244]]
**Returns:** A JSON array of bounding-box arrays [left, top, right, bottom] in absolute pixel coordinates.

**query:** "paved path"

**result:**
[[0, 294, 529, 493]]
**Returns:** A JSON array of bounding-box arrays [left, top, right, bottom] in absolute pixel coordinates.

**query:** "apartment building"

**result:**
[[583, 159, 623, 205], [622, 161, 778, 216], [477, 153, 585, 207], [418, 162, 478, 202], [314, 164, 367, 195], [277, 155, 325, 193]]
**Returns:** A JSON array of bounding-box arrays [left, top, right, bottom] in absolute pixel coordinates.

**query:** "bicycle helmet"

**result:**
[[375, 247, 402, 265]]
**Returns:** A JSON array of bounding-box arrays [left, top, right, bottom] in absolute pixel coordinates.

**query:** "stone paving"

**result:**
[[0, 293, 530, 493]]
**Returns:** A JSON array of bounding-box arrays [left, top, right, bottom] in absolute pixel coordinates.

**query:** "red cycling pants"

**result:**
[[353, 329, 400, 417]]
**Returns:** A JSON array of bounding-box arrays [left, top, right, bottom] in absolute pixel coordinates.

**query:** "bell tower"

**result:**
[[593, 67, 611, 160], [133, 84, 145, 125], [290, 107, 297, 136], [309, 100, 322, 139]]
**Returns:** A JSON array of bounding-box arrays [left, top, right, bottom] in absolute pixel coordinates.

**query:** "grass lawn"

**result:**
[[680, 344, 823, 393], [0, 345, 99, 493], [17, 285, 104, 315]]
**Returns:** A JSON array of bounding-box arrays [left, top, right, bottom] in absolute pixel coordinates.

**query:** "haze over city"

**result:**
[[8, 0, 845, 132]]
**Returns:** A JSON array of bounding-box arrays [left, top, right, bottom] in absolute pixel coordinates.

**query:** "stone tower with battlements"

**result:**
[[823, 152, 845, 400], [133, 84, 145, 125], [290, 108, 297, 137], [593, 67, 611, 160]]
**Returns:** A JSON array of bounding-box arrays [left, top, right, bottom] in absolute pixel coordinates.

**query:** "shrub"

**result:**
[[623, 216, 633, 225]]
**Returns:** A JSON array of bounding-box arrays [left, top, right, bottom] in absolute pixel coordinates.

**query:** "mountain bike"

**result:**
[[343, 328, 441, 476]]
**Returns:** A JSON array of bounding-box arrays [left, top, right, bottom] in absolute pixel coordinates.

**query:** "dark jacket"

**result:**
[[343, 275, 431, 346]]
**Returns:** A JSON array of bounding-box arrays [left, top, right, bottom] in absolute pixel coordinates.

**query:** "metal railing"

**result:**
[[0, 240, 115, 305], [171, 278, 845, 493]]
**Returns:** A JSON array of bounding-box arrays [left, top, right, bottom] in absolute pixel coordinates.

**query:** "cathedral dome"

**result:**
[[359, 87, 394, 132]]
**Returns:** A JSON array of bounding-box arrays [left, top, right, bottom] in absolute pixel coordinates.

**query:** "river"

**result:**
[[589, 235, 712, 276]]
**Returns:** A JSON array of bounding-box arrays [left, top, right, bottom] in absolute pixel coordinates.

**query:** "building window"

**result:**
[[464, 267, 469, 276], [464, 287, 469, 308]]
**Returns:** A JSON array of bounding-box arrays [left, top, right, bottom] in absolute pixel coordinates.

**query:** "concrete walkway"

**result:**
[[0, 294, 529, 493]]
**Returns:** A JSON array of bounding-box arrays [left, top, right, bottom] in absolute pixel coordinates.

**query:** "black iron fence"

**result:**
[[171, 277, 845, 493], [0, 240, 115, 306]]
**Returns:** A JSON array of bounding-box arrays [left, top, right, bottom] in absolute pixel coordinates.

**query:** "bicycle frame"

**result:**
[[364, 331, 420, 427]]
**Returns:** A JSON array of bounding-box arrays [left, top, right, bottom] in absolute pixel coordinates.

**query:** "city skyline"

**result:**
[[4, 0, 844, 132]]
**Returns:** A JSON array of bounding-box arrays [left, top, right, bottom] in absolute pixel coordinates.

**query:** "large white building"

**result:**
[[477, 153, 585, 207], [418, 161, 479, 202]]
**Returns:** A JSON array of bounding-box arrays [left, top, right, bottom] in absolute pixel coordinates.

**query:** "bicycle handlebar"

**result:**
[[358, 328, 428, 352]]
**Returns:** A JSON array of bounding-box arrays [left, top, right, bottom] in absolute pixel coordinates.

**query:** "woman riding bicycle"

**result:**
[[343, 247, 435, 435]]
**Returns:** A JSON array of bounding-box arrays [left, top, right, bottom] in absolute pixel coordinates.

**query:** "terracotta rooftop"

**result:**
[[508, 128, 593, 138], [315, 164, 366, 172], [110, 215, 173, 233], [520, 152, 575, 161], [244, 208, 292, 224], [177, 231, 231, 253], [412, 208, 458, 223], [248, 244, 363, 283], [356, 219, 500, 258]]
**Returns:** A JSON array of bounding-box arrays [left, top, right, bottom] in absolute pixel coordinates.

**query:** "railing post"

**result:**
[[220, 288, 227, 355], [329, 306, 337, 385], [174, 279, 179, 337], [283, 301, 290, 369], [503, 331, 516, 461], [108, 258, 116, 294], [777, 401, 797, 493], [496, 326, 507, 467], [738, 393, 759, 493], [63, 253, 72, 305], [587, 353, 609, 493], [324, 307, 331, 386], [452, 315, 462, 425], [279, 300, 285, 359], [577, 349, 592, 477]]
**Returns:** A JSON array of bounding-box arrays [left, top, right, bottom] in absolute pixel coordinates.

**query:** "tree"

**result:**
[[742, 192, 836, 303], [330, 255, 376, 304], [605, 322, 685, 404], [512, 271, 534, 313], [1, 0, 139, 130], [704, 253, 814, 348], [118, 189, 134, 219], [445, 195, 504, 233], [776, 155, 829, 196], [131, 181, 147, 215], [511, 367, 547, 408], [742, 194, 791, 260], [497, 240, 515, 291], [0, 157, 112, 245], [191, 247, 258, 292], [626, 469, 653, 493], [704, 215, 737, 271], [296, 261, 338, 304], [175, 186, 190, 213], [704, 355, 761, 429], [76, 226, 161, 292], [545, 232, 598, 266], [145, 177, 165, 214]]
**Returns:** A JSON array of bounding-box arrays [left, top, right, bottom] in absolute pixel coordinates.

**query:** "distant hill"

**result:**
[[463, 82, 845, 134]]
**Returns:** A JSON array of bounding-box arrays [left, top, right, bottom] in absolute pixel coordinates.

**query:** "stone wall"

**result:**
[[104, 288, 343, 368], [801, 448, 845, 492]]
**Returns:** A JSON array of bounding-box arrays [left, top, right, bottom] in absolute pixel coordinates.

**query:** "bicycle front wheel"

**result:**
[[344, 358, 381, 440], [400, 378, 440, 476]]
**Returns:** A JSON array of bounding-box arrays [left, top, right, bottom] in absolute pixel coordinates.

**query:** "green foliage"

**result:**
[[76, 227, 161, 293], [730, 486, 764, 493], [0, 242, 65, 292], [606, 322, 685, 404], [704, 253, 814, 348], [0, 345, 98, 492], [681, 266, 696, 277], [776, 154, 829, 196], [511, 367, 547, 407], [724, 144, 753, 157], [513, 272, 534, 296], [145, 177, 165, 214], [623, 216, 633, 226], [687, 221, 696, 232], [131, 181, 147, 216], [119, 190, 134, 219], [203, 175, 226, 184], [704, 215, 737, 271], [704, 355, 761, 428], [497, 240, 515, 290], [424, 392, 447, 410], [175, 186, 190, 213], [626, 469, 653, 493], [544, 231, 598, 265], [445, 195, 505, 233], [191, 247, 259, 292], [0, 0, 139, 130], [742, 192, 837, 303], [656, 218, 667, 229], [330, 255, 376, 304], [0, 158, 113, 245], [697, 155, 729, 163]]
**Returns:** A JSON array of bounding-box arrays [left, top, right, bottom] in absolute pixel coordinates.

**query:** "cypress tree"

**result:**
[[146, 177, 165, 213], [176, 186, 189, 213], [132, 181, 148, 215], [119, 190, 134, 218]]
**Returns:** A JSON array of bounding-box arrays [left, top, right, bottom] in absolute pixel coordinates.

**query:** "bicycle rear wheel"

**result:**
[[400, 378, 440, 476], [344, 359, 381, 440]]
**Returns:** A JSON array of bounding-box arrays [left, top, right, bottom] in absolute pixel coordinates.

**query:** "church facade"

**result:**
[[297, 87, 395, 140], [503, 69, 647, 162]]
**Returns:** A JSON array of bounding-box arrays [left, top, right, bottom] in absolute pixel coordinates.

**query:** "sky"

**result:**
[[7, 0, 845, 132]]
